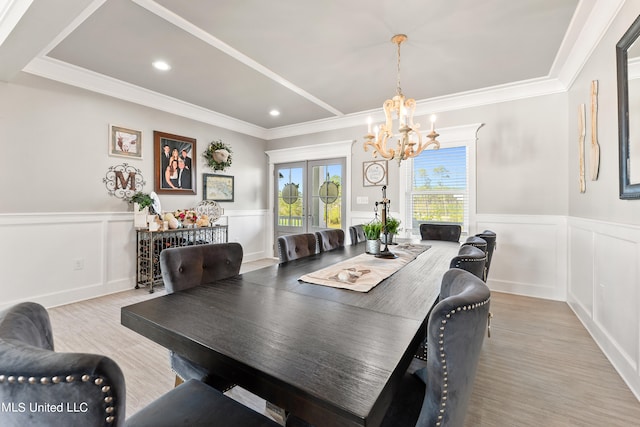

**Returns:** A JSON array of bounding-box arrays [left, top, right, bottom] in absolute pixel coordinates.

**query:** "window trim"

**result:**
[[398, 123, 484, 237]]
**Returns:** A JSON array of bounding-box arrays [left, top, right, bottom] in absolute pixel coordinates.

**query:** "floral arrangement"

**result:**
[[174, 209, 198, 223], [203, 139, 233, 171], [163, 209, 210, 228]]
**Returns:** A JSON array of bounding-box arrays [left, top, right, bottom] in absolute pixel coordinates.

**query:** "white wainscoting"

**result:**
[[474, 214, 568, 301], [0, 209, 269, 310], [567, 217, 640, 401]]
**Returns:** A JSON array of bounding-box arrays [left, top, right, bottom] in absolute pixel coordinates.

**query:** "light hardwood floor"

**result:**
[[48, 260, 640, 426]]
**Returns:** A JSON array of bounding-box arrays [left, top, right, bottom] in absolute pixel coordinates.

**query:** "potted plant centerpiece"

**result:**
[[362, 221, 383, 255], [380, 217, 401, 244]]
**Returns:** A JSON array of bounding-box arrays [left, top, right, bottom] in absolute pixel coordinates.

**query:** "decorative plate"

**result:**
[[150, 192, 162, 215], [195, 200, 223, 222]]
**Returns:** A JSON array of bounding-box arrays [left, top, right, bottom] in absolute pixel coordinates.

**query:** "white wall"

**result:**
[[0, 73, 268, 213], [566, 0, 640, 401], [0, 74, 271, 308]]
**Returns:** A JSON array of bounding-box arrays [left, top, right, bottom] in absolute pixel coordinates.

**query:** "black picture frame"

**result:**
[[203, 174, 234, 202], [617, 15, 640, 199], [154, 131, 196, 195]]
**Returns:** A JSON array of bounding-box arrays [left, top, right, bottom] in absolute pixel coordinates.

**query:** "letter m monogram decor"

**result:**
[[103, 163, 146, 199]]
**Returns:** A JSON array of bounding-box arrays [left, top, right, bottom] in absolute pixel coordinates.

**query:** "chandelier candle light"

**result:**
[[364, 34, 440, 164]]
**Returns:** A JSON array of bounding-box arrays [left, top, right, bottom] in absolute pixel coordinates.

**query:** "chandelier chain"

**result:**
[[396, 40, 402, 96]]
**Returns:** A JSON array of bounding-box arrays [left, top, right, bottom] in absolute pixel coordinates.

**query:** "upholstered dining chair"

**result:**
[[449, 245, 486, 280], [277, 233, 317, 263], [160, 242, 243, 391], [379, 268, 491, 427], [475, 230, 496, 279], [287, 269, 490, 427], [0, 302, 281, 427], [461, 235, 487, 256], [419, 223, 462, 242], [315, 229, 345, 252], [348, 224, 366, 245]]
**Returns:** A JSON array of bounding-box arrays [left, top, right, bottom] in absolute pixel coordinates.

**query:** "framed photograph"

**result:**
[[109, 124, 142, 159], [363, 160, 387, 186], [203, 174, 234, 202], [154, 131, 196, 195]]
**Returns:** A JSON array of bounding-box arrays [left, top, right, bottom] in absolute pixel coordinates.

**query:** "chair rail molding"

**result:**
[[0, 209, 269, 310]]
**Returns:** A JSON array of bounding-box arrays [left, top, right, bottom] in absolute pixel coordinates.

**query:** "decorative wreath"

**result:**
[[203, 139, 233, 171]]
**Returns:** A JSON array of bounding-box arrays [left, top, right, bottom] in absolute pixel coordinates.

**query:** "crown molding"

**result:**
[[552, 0, 626, 88], [23, 56, 269, 139], [0, 0, 33, 48], [264, 77, 565, 140], [19, 0, 626, 142]]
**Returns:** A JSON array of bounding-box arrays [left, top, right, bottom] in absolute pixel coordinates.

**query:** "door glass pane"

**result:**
[[310, 163, 343, 230], [277, 167, 304, 228]]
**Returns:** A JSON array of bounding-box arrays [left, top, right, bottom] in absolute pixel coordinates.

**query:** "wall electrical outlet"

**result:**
[[73, 258, 84, 270], [357, 196, 369, 205]]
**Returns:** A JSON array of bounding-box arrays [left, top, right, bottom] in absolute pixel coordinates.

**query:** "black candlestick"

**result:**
[[376, 186, 397, 259]]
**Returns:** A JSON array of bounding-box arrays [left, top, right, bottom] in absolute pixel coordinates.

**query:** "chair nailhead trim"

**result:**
[[436, 296, 491, 425], [0, 372, 118, 424]]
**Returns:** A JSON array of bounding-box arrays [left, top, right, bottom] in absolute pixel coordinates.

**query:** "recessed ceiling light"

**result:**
[[152, 60, 171, 71], [269, 109, 280, 117]]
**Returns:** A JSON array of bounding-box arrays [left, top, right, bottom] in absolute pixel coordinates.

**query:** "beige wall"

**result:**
[[0, 73, 269, 214], [267, 92, 569, 217], [567, 0, 640, 224]]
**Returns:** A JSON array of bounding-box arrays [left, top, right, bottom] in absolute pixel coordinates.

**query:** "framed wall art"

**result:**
[[203, 174, 234, 202], [154, 131, 196, 195], [363, 160, 387, 186], [109, 124, 142, 159]]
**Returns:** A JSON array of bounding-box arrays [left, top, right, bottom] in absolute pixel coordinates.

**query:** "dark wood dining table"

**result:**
[[121, 240, 459, 427]]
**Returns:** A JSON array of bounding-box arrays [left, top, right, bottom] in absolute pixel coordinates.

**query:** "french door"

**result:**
[[274, 158, 346, 247]]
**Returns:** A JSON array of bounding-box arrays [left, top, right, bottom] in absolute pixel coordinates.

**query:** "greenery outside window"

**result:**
[[405, 145, 470, 235]]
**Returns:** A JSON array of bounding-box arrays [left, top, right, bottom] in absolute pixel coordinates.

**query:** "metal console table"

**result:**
[[136, 225, 228, 293]]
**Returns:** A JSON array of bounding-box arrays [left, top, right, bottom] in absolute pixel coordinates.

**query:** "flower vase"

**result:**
[[366, 239, 381, 255], [380, 233, 395, 245], [133, 203, 149, 228]]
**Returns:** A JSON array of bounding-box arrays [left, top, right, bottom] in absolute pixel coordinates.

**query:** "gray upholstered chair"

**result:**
[[461, 235, 487, 255], [288, 269, 490, 427], [160, 243, 243, 391], [277, 233, 317, 263], [0, 301, 280, 427], [419, 223, 462, 242], [449, 245, 486, 280], [380, 268, 491, 427], [475, 230, 496, 279], [348, 224, 366, 245], [315, 229, 345, 252]]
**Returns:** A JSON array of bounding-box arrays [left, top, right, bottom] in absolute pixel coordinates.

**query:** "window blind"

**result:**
[[406, 146, 468, 233]]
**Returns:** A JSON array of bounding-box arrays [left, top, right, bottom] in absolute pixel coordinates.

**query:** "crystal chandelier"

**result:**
[[364, 34, 440, 164]]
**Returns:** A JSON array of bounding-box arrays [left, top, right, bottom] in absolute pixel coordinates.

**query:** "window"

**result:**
[[408, 145, 467, 229], [400, 124, 480, 237]]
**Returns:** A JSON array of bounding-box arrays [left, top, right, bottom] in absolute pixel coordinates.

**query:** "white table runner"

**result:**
[[298, 243, 430, 292]]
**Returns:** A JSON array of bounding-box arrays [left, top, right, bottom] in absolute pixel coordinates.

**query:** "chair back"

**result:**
[[277, 233, 317, 263], [419, 224, 462, 242], [349, 224, 366, 245], [462, 235, 487, 255], [450, 245, 486, 280], [417, 269, 490, 427], [316, 229, 345, 252], [476, 230, 496, 278], [0, 302, 126, 426], [160, 243, 243, 293]]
